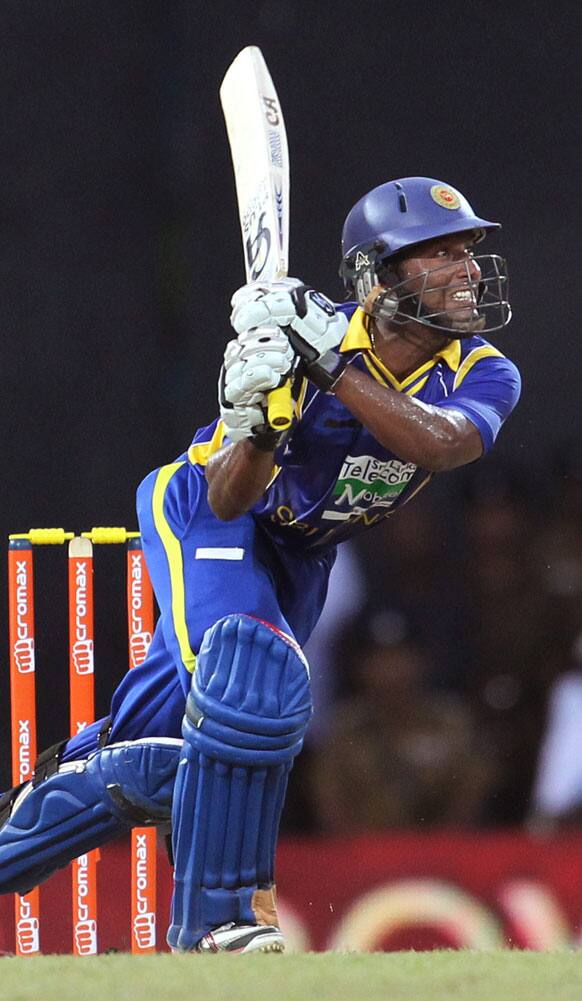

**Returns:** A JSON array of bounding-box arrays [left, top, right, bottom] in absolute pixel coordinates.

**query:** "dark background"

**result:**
[[0, 1, 578, 795]]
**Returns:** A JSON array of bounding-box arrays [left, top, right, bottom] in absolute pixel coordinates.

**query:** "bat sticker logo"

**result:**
[[269, 132, 283, 169], [262, 95, 280, 126], [275, 185, 285, 246], [245, 211, 272, 280]]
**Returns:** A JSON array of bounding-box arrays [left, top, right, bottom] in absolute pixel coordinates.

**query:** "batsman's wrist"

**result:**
[[250, 427, 286, 452], [304, 350, 346, 393]]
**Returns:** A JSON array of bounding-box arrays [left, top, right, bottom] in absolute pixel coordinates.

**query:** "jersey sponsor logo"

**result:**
[[325, 454, 417, 519], [430, 185, 461, 210]]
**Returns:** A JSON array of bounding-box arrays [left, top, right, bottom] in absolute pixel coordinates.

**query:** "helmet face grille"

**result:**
[[392, 254, 511, 335], [356, 253, 511, 337]]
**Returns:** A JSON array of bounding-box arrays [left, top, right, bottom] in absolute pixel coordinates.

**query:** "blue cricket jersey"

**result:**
[[63, 303, 521, 753], [188, 303, 521, 552]]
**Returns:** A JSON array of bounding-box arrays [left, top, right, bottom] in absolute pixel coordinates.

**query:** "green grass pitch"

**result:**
[[1, 950, 582, 1001]]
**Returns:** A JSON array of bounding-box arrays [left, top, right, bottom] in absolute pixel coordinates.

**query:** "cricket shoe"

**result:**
[[196, 922, 285, 954]]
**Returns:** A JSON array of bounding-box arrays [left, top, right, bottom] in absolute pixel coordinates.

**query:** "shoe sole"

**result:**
[[239, 939, 285, 955]]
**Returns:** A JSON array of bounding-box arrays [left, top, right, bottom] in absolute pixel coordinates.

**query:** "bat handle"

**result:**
[[267, 381, 293, 430]]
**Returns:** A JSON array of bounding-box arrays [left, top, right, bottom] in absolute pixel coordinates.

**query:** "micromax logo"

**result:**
[[72, 561, 94, 675], [18, 720, 32, 781], [133, 834, 155, 948], [74, 855, 97, 954], [16, 898, 40, 954], [13, 560, 35, 673], [129, 554, 152, 666]]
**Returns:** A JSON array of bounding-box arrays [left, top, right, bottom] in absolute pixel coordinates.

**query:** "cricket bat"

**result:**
[[220, 46, 293, 430]]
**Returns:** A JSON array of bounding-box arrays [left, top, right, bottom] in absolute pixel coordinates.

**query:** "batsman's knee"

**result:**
[[0, 737, 181, 896], [183, 613, 313, 765]]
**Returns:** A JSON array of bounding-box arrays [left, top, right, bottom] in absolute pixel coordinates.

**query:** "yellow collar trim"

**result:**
[[434, 338, 461, 371], [339, 307, 462, 388], [339, 307, 372, 352]]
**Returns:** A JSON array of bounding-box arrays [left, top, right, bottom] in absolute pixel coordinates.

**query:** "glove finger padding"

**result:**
[[222, 361, 264, 405], [221, 400, 268, 443], [231, 281, 311, 335], [230, 277, 306, 316], [235, 326, 295, 362], [221, 328, 296, 405]]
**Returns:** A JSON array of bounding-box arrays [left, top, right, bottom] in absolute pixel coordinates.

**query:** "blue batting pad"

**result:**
[[168, 614, 312, 951], [0, 738, 180, 896]]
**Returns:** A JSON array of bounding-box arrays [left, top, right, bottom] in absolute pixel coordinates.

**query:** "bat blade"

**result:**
[[220, 46, 289, 284]]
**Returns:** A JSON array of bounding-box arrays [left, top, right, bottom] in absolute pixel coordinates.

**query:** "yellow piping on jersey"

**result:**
[[406, 375, 430, 397], [363, 354, 430, 399], [453, 345, 503, 391], [188, 420, 227, 467], [151, 461, 197, 674]]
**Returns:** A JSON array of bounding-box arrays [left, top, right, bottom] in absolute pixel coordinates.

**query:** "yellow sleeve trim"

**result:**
[[151, 461, 197, 674], [188, 420, 227, 468], [453, 345, 504, 391]]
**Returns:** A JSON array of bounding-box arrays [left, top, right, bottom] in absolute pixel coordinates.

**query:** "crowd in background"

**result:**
[[282, 449, 582, 835]]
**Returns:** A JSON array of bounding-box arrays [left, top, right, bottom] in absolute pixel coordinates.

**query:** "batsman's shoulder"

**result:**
[[454, 334, 522, 413], [458, 333, 521, 379]]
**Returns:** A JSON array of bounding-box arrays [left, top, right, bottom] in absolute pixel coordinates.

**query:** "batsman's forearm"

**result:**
[[334, 366, 482, 471], [206, 441, 276, 520]]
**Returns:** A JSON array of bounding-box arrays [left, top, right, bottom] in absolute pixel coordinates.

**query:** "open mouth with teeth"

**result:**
[[447, 287, 478, 317]]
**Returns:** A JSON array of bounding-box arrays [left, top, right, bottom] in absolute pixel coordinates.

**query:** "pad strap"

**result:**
[[32, 740, 68, 787]]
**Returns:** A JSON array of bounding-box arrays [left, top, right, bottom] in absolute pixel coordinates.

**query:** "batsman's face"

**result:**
[[399, 232, 482, 325]]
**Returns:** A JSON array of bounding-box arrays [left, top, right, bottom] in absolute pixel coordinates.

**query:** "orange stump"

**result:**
[[68, 536, 99, 955], [7, 527, 158, 955], [8, 540, 40, 955], [127, 538, 157, 953]]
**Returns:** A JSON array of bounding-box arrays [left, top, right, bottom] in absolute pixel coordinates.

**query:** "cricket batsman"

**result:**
[[0, 178, 520, 953]]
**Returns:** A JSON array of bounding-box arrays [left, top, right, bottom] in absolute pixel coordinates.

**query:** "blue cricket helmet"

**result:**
[[341, 176, 500, 263]]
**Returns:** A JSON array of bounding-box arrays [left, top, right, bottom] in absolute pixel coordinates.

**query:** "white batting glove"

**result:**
[[219, 327, 295, 450], [231, 280, 348, 362], [220, 398, 268, 443], [222, 327, 296, 405], [230, 277, 304, 316]]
